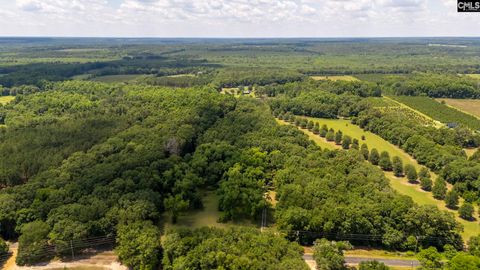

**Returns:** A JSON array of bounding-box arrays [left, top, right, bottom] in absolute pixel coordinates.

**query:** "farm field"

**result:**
[[311, 75, 359, 81], [382, 96, 443, 127], [0, 96, 14, 105], [391, 96, 480, 130], [436, 98, 480, 119], [285, 116, 479, 240]]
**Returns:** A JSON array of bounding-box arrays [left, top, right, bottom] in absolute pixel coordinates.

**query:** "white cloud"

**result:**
[[0, 0, 477, 37]]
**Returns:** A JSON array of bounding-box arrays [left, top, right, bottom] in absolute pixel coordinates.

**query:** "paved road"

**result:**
[[303, 254, 420, 268]]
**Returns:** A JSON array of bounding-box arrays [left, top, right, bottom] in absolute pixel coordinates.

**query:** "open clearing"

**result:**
[[281, 117, 479, 240], [465, 74, 480, 80], [89, 74, 147, 83], [0, 96, 15, 105], [162, 190, 257, 231], [311, 75, 359, 81], [166, 73, 195, 78], [436, 98, 480, 119]]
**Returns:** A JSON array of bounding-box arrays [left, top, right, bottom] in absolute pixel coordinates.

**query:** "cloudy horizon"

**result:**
[[0, 0, 479, 37]]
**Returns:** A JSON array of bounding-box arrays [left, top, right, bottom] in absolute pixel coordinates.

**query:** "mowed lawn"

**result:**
[[311, 75, 359, 81], [0, 95, 14, 105], [304, 117, 422, 170], [436, 98, 480, 119], [282, 116, 479, 241]]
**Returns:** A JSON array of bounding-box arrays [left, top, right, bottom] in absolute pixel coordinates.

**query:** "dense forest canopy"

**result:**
[[1, 38, 480, 269]]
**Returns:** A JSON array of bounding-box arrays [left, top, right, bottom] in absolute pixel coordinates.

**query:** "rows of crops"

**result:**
[[391, 95, 480, 130]]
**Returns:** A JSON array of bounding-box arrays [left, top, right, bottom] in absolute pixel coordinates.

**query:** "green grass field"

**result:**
[[283, 116, 479, 241], [0, 96, 14, 105], [311, 75, 359, 81], [304, 117, 422, 170], [89, 74, 148, 83], [162, 190, 257, 232], [391, 96, 480, 130]]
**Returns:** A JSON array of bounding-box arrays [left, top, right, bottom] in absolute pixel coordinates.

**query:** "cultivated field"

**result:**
[[0, 96, 14, 105], [392, 96, 480, 130], [311, 75, 359, 81], [437, 98, 480, 119], [383, 96, 443, 127]]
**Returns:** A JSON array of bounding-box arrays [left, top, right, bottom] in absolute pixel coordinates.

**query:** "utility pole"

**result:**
[[70, 240, 75, 260]]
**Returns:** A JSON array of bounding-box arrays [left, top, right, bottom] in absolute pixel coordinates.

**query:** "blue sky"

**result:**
[[0, 0, 478, 37]]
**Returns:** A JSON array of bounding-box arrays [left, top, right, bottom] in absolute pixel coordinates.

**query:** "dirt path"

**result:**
[[3, 243, 18, 270], [4, 250, 126, 270]]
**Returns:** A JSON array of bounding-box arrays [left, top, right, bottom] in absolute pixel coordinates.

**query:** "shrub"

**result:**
[[359, 260, 390, 270], [0, 237, 8, 255], [342, 135, 352, 149], [459, 203, 474, 220], [313, 239, 352, 270], [360, 144, 369, 160], [445, 190, 459, 209], [335, 131, 343, 145], [16, 221, 52, 266], [392, 156, 403, 177], [370, 148, 380, 165], [351, 139, 359, 150], [379, 151, 392, 171], [404, 164, 418, 183], [307, 121, 314, 130], [326, 130, 335, 142], [420, 177, 433, 191], [432, 178, 447, 200]]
